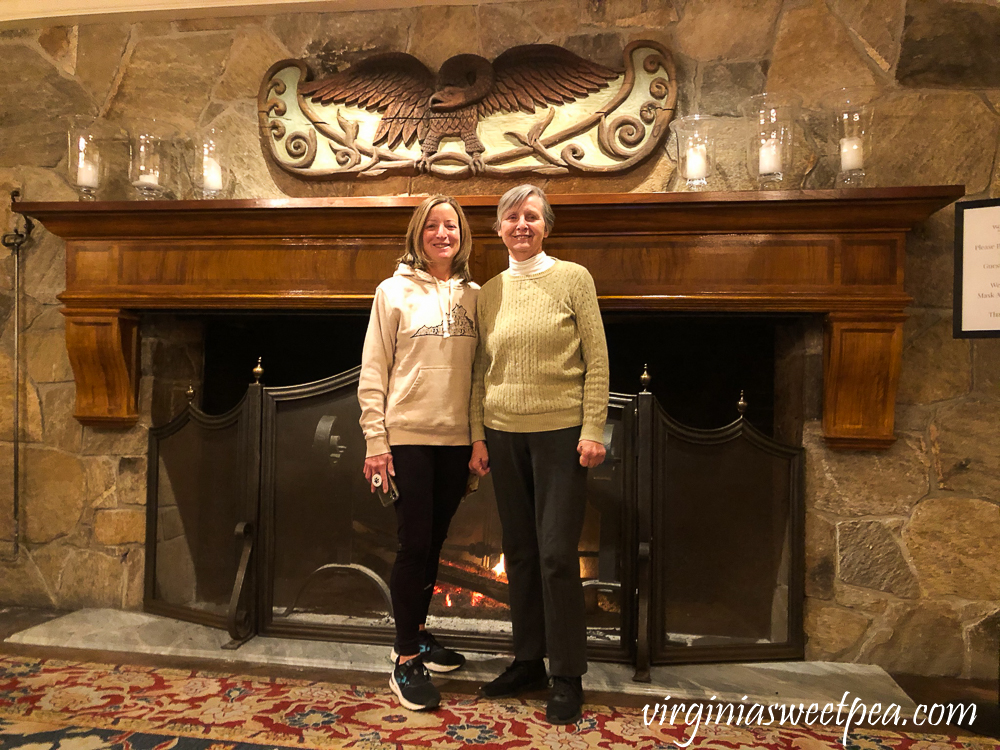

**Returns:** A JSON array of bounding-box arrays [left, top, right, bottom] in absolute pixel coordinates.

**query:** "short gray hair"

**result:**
[[494, 184, 555, 234]]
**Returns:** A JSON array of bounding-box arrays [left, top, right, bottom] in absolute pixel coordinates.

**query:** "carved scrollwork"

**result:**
[[649, 77, 671, 100], [258, 41, 677, 179], [600, 115, 646, 157], [640, 102, 658, 125], [284, 129, 317, 168]]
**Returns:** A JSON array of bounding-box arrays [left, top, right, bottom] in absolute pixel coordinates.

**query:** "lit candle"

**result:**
[[137, 172, 159, 186], [203, 155, 223, 192], [684, 144, 708, 180], [840, 136, 864, 171], [758, 138, 781, 175], [77, 158, 99, 189]]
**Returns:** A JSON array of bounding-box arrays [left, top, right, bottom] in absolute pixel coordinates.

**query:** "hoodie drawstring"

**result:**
[[436, 277, 454, 338], [392, 263, 457, 338]]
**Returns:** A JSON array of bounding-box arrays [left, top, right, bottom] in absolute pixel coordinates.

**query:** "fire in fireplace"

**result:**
[[144, 311, 806, 674]]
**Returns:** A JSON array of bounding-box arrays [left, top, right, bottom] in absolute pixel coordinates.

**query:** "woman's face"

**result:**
[[498, 195, 548, 261], [421, 202, 461, 271]]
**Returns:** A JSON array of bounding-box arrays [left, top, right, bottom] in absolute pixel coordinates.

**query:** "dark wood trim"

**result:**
[[17, 185, 962, 238], [16, 185, 965, 447]]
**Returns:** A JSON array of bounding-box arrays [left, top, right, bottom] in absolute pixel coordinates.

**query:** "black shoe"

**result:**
[[390, 630, 466, 673], [546, 675, 583, 724], [479, 659, 548, 698], [389, 656, 440, 711]]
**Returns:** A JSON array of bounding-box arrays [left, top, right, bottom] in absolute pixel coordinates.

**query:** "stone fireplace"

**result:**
[[12, 185, 977, 674]]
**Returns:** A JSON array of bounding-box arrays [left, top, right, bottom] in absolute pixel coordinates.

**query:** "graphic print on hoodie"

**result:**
[[412, 304, 477, 338]]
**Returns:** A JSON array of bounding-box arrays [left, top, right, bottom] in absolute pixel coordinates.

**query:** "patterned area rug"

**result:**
[[0, 655, 996, 750]]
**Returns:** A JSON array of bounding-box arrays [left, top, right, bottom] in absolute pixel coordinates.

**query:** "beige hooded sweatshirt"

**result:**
[[358, 263, 479, 457]]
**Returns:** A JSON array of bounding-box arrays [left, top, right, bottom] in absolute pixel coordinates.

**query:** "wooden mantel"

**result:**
[[16, 185, 964, 448]]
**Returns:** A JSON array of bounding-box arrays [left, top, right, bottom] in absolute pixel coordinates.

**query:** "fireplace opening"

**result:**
[[193, 312, 816, 440], [199, 313, 370, 415], [145, 310, 810, 663]]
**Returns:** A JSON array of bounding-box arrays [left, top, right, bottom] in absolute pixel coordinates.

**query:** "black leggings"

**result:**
[[389, 444, 471, 656]]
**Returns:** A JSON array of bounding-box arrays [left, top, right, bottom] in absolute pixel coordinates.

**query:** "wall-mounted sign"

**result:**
[[955, 198, 1000, 337], [257, 40, 676, 180]]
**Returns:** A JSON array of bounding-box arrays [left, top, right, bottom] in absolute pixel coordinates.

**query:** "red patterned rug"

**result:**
[[0, 655, 996, 749]]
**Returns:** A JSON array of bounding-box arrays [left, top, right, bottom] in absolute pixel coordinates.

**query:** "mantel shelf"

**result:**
[[15, 185, 965, 448], [17, 185, 964, 239]]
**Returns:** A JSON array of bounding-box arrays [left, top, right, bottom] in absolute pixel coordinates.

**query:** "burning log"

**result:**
[[436, 565, 509, 605]]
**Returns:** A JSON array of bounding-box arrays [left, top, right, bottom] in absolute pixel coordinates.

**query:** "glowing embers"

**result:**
[[430, 558, 509, 621]]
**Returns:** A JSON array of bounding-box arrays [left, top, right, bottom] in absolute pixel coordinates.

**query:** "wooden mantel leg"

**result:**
[[62, 308, 140, 427], [823, 312, 905, 450]]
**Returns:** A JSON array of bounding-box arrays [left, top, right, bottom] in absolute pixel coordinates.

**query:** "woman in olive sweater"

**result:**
[[469, 184, 609, 726]]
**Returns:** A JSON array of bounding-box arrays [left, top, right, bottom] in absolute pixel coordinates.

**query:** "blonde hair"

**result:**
[[398, 195, 473, 282]]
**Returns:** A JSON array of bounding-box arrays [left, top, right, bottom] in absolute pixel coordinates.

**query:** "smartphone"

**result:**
[[371, 473, 399, 507]]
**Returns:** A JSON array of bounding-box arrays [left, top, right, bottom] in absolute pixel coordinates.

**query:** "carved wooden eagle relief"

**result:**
[[259, 40, 677, 179], [297, 46, 619, 173]]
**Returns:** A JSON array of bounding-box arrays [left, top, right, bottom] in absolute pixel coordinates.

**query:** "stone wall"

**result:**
[[1, 0, 998, 680]]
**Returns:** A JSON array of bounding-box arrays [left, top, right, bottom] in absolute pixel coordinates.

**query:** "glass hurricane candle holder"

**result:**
[[829, 87, 876, 188], [190, 126, 229, 198], [669, 115, 720, 190], [67, 116, 104, 201], [129, 124, 177, 199], [740, 93, 801, 189]]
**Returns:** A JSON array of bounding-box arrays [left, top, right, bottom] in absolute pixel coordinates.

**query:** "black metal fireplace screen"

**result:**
[[144, 367, 804, 678]]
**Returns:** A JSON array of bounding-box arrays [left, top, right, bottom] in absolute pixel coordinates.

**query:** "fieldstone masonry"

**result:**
[[0, 0, 998, 680]]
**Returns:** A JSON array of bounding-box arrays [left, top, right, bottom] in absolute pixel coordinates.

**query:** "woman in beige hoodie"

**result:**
[[358, 195, 479, 712]]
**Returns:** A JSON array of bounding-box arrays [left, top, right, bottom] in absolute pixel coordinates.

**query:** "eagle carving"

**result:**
[[259, 40, 678, 179], [298, 46, 619, 174]]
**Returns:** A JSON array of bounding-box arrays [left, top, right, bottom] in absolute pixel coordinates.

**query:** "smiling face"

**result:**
[[498, 195, 549, 262], [421, 202, 461, 278]]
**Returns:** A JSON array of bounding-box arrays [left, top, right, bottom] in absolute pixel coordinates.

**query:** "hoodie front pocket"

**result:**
[[392, 366, 466, 430]]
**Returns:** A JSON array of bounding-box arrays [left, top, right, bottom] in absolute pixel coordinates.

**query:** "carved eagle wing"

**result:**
[[298, 53, 434, 149], [478, 44, 620, 117]]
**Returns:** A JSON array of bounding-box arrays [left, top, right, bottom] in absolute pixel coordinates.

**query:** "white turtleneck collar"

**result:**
[[508, 251, 555, 277]]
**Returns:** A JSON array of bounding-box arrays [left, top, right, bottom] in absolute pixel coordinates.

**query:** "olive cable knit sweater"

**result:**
[[470, 259, 609, 444]]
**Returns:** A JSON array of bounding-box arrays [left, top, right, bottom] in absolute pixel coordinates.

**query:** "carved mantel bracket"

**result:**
[[15, 186, 963, 448]]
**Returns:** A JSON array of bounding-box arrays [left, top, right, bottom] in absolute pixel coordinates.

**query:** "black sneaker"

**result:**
[[479, 659, 548, 698], [546, 675, 583, 724], [390, 630, 466, 673], [389, 656, 440, 711]]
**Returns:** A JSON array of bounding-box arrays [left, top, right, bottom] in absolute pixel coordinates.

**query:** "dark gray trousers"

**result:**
[[485, 426, 589, 677]]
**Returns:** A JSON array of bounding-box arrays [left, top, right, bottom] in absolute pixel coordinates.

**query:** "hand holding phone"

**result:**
[[371, 472, 399, 506]]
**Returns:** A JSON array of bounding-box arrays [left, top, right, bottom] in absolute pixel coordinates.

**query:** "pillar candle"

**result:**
[[77, 158, 99, 189], [759, 138, 781, 175], [685, 144, 708, 180], [840, 136, 864, 172], [203, 155, 224, 192]]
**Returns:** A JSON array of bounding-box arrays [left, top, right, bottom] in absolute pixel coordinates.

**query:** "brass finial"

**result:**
[[252, 357, 264, 383], [185, 383, 195, 401], [640, 364, 651, 393], [737, 389, 747, 415]]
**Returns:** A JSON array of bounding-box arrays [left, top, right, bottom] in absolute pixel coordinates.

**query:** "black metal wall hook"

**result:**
[[3, 189, 35, 253]]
